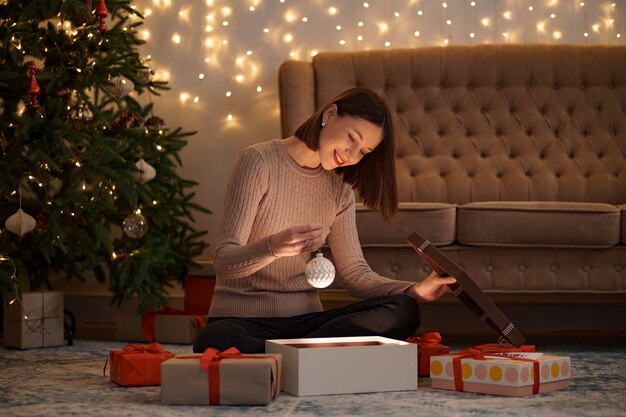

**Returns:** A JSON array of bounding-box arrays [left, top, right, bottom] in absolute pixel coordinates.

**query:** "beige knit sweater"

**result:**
[[209, 140, 413, 318]]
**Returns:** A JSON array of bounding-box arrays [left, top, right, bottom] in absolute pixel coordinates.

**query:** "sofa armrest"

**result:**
[[278, 60, 315, 137]]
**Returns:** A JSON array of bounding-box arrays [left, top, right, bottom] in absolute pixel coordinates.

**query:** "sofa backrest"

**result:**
[[279, 45, 626, 205]]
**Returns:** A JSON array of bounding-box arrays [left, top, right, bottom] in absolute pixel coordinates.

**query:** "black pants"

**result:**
[[193, 294, 421, 353]]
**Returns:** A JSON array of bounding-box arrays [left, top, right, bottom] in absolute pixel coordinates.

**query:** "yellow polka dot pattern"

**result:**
[[429, 354, 571, 388]]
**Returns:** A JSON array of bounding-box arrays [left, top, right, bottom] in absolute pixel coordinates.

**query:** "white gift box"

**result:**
[[265, 336, 417, 396]]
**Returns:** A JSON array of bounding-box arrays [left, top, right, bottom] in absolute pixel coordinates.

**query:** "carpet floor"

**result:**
[[0, 341, 625, 417]]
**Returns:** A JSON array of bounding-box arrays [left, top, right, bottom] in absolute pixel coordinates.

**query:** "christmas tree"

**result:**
[[0, 0, 209, 312]]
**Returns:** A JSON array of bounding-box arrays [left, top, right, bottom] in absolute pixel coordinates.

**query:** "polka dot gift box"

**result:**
[[430, 351, 570, 396]]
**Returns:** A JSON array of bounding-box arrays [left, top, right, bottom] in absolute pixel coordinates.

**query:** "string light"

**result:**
[[138, 1, 622, 122]]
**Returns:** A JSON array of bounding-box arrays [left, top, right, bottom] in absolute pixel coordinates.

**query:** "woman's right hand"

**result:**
[[269, 224, 324, 257]]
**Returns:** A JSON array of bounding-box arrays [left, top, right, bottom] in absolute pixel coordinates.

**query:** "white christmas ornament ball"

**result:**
[[5, 208, 36, 236], [305, 252, 335, 289], [107, 75, 134, 99], [134, 158, 156, 183]]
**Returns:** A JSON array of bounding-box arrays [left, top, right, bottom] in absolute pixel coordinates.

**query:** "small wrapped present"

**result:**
[[106, 343, 175, 386], [430, 349, 570, 396], [3, 291, 64, 349], [406, 332, 450, 377], [161, 347, 281, 406], [115, 306, 207, 344]]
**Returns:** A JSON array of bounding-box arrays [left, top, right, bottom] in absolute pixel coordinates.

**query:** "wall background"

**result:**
[[132, 0, 625, 256]]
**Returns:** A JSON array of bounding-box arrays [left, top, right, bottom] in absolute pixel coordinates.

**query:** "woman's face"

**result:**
[[318, 105, 384, 171]]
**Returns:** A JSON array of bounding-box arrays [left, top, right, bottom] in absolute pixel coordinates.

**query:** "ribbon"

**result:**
[[472, 342, 535, 353], [122, 342, 167, 354], [140, 306, 208, 343], [408, 331, 444, 346], [178, 347, 280, 405], [451, 349, 540, 394], [452, 348, 485, 392]]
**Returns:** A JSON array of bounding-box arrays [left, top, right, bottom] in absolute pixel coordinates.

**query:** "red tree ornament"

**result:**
[[27, 61, 40, 110], [95, 0, 108, 34]]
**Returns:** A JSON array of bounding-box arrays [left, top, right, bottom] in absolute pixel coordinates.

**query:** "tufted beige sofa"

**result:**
[[278, 45, 626, 339]]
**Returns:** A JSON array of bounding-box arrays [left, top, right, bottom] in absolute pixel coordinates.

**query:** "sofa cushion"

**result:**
[[457, 202, 620, 248], [356, 202, 456, 245]]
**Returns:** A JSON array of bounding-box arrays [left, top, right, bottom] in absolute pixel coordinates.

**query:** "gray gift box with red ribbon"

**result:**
[[3, 291, 64, 349]]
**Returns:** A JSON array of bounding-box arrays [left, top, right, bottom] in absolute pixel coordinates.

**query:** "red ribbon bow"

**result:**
[[452, 348, 486, 392], [413, 331, 444, 345], [122, 342, 166, 354]]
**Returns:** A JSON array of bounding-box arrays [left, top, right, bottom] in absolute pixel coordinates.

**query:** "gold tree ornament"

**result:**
[[107, 75, 134, 99], [134, 158, 156, 184], [68, 103, 93, 129], [5, 208, 36, 237]]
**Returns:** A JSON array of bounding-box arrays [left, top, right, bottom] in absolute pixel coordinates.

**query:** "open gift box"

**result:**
[[430, 350, 570, 396], [265, 336, 416, 396]]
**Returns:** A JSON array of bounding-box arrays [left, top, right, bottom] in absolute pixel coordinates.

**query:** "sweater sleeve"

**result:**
[[327, 186, 414, 299], [213, 147, 276, 279]]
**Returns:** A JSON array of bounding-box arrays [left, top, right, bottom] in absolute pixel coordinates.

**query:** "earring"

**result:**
[[321, 121, 326, 127]]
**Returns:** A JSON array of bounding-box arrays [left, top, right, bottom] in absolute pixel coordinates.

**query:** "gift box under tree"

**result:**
[[161, 347, 282, 406], [106, 343, 175, 386], [430, 349, 570, 396], [3, 291, 64, 349]]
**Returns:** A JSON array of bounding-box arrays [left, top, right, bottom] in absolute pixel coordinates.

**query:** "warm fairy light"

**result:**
[[339, 39, 346, 45], [537, 21, 546, 32], [357, 35, 364, 40], [310, 50, 318, 56], [222, 6, 232, 16], [358, 21, 364, 27], [469, 32, 475, 38], [378, 22, 389, 33], [225, 91, 232, 97], [285, 11, 297, 22], [443, 38, 449, 45], [140, 30, 150, 40], [246, 50, 253, 56], [592, 24, 600, 32], [75, 161, 81, 167], [145, 8, 152, 16], [502, 32, 509, 38], [283, 33, 293, 42], [442, 2, 448, 8], [584, 32, 589, 37], [172, 33, 181, 44], [336, 25, 342, 30], [222, 21, 229, 27], [384, 41, 391, 47], [414, 31, 420, 37], [529, 6, 534, 11], [194, 97, 199, 103], [256, 86, 263, 92], [263, 28, 269, 33], [394, 12, 400, 18], [363, 2, 369, 7], [180, 92, 190, 103], [235, 74, 244, 82], [481, 18, 490, 26], [550, 13, 556, 19], [302, 17, 308, 22], [417, 10, 423, 16], [199, 73, 204, 79], [153, 200, 158, 205], [249, 6, 255, 11], [553, 31, 562, 39], [579, 2, 584, 6], [446, 19, 452, 25], [470, 1, 476, 6], [227, 114, 233, 121], [503, 11, 511, 20], [328, 7, 338, 15]]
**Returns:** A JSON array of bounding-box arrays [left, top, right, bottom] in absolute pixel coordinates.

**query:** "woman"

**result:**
[[193, 88, 456, 353]]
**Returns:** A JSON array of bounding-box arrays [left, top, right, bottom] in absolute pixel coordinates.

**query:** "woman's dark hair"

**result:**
[[294, 87, 397, 219]]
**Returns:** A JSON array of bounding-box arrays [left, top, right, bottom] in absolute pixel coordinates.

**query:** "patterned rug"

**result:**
[[1, 341, 625, 417]]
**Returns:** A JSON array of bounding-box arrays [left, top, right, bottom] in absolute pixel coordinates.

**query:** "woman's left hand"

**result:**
[[405, 271, 457, 303]]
